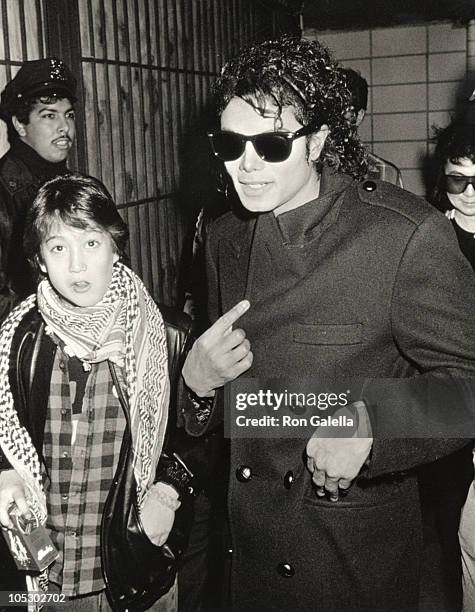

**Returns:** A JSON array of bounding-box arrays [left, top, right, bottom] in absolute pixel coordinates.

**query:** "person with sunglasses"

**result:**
[[181, 37, 475, 612], [416, 102, 475, 612], [425, 101, 475, 610], [431, 102, 475, 270]]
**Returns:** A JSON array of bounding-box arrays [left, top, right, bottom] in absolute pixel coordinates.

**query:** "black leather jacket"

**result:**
[[0, 141, 69, 323], [0, 303, 210, 608]]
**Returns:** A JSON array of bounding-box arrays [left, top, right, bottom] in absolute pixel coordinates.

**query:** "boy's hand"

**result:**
[[182, 300, 252, 397], [141, 483, 178, 547], [0, 469, 31, 529]]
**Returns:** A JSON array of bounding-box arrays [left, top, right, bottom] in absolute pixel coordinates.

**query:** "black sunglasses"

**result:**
[[207, 124, 317, 163], [445, 174, 475, 195]]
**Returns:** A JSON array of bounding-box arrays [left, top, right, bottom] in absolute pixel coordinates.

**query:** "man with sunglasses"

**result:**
[[182, 37, 475, 611]]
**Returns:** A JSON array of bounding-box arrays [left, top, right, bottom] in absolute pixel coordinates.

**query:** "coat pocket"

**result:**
[[293, 323, 363, 346]]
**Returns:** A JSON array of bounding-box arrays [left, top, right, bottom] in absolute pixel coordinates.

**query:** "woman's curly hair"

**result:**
[[212, 36, 368, 179]]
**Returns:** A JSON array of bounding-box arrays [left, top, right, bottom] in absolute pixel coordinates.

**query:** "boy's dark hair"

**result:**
[[24, 173, 129, 269], [341, 68, 368, 112], [5, 94, 74, 143], [212, 36, 367, 179]]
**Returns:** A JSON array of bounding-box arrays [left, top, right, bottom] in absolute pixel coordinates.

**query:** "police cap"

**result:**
[[0, 57, 77, 119]]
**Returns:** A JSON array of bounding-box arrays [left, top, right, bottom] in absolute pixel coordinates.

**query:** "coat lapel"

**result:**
[[219, 215, 257, 312], [218, 168, 355, 312]]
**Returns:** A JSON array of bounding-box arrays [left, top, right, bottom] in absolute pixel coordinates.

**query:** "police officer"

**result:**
[[0, 58, 76, 322]]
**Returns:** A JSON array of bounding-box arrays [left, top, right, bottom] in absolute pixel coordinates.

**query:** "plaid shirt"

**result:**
[[43, 347, 126, 596]]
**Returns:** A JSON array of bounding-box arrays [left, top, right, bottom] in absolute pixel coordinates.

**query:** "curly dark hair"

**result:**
[[212, 36, 367, 179]]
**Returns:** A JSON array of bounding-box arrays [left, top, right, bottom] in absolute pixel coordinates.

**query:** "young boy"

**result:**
[[0, 174, 192, 610]]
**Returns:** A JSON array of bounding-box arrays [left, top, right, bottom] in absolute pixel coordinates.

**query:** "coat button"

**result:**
[[236, 465, 252, 482], [277, 562, 295, 577], [363, 180, 377, 192], [283, 470, 294, 489]]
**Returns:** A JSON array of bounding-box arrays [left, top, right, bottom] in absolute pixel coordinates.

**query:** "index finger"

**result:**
[[211, 300, 250, 335]]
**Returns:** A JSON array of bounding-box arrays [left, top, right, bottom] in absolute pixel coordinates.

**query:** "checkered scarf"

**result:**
[[0, 263, 169, 590], [37, 262, 170, 503]]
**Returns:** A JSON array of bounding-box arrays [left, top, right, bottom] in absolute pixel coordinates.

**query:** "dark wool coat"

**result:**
[[206, 170, 475, 612]]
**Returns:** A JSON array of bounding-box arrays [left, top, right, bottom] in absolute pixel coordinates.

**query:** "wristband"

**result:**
[[187, 388, 214, 424], [155, 453, 196, 498]]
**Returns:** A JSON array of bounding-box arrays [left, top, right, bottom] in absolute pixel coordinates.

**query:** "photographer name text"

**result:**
[[235, 414, 354, 427]]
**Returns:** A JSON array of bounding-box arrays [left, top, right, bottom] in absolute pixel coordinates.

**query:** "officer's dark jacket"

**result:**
[[0, 140, 68, 322]]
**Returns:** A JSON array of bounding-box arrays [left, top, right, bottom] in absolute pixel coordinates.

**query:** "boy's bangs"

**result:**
[[40, 208, 102, 238], [60, 207, 101, 231]]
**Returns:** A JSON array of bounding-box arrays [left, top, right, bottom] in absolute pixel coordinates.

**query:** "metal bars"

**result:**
[[0, 0, 46, 156], [77, 0, 272, 305], [0, 0, 298, 305]]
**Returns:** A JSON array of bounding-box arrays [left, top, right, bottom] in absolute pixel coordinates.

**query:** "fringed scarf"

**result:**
[[0, 262, 169, 597]]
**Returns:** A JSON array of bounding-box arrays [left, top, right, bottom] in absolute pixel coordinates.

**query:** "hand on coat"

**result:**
[[0, 469, 31, 529], [182, 300, 253, 396], [140, 483, 179, 547], [306, 436, 373, 502]]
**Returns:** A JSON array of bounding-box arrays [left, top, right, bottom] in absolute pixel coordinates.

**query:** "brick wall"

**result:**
[[305, 21, 475, 196]]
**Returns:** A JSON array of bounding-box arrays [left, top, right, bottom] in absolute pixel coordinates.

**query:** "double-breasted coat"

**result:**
[[206, 169, 475, 611]]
